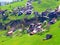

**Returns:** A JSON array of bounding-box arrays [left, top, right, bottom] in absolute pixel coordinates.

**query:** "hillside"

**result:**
[[0, 21, 60, 45], [0, 0, 60, 45], [0, 0, 60, 24]]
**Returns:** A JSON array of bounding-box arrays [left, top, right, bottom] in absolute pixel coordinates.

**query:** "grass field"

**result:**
[[0, 0, 60, 45]]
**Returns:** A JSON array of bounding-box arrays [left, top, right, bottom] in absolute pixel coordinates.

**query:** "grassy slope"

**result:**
[[32, 0, 60, 12], [0, 0, 60, 11], [0, 0, 27, 24], [0, 0, 27, 10], [0, 0, 60, 24], [0, 0, 60, 45], [0, 21, 60, 45]]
